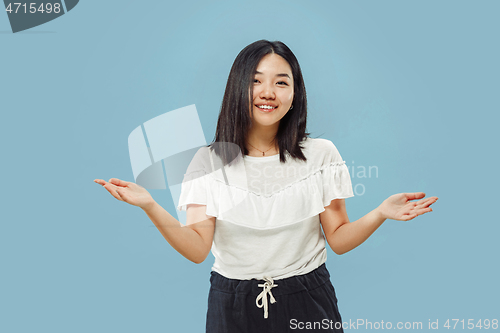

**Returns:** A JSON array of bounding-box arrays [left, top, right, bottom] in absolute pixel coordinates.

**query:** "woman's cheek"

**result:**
[[285, 90, 294, 104]]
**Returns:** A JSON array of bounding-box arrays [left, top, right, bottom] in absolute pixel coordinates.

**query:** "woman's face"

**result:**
[[250, 53, 294, 127]]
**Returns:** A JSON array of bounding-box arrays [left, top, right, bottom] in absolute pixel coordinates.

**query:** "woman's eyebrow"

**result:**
[[254, 71, 291, 78]]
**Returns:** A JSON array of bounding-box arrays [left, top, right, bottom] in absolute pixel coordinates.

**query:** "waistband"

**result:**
[[209, 263, 330, 297], [210, 263, 331, 319]]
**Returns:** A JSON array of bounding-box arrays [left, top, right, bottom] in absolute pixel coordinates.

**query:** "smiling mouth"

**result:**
[[255, 105, 277, 112]]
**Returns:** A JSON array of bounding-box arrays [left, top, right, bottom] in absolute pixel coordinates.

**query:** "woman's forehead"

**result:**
[[255, 54, 293, 76]]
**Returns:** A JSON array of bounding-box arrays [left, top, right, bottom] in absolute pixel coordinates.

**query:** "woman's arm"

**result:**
[[142, 202, 215, 264], [95, 178, 215, 264], [320, 193, 438, 255]]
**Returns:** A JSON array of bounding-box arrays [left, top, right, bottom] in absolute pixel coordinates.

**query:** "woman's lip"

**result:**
[[255, 105, 277, 112]]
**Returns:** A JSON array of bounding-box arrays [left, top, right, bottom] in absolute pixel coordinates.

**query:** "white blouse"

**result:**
[[177, 137, 354, 280]]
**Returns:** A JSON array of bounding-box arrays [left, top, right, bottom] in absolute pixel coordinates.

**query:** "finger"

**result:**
[[410, 207, 433, 217], [115, 188, 128, 202], [417, 207, 433, 215], [414, 197, 437, 208], [400, 212, 418, 221], [109, 178, 131, 187], [405, 192, 426, 201], [103, 184, 123, 201], [94, 179, 106, 185], [400, 206, 433, 220], [418, 197, 439, 209]]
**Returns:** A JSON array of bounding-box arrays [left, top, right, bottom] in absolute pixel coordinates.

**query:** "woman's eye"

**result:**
[[253, 79, 288, 85]]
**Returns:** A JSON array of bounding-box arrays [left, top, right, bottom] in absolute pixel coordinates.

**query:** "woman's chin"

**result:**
[[251, 119, 280, 128]]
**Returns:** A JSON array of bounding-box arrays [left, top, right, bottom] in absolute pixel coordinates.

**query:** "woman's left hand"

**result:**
[[377, 192, 438, 221]]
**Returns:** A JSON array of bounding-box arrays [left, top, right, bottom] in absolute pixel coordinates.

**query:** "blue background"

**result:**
[[1, 0, 499, 332]]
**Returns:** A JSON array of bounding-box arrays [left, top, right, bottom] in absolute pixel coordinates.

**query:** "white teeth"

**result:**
[[258, 105, 276, 110]]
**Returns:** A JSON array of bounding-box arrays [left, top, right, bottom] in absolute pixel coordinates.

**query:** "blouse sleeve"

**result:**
[[176, 147, 213, 212], [320, 140, 354, 206]]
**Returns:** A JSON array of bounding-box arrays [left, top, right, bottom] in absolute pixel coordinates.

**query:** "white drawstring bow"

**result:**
[[255, 277, 278, 319]]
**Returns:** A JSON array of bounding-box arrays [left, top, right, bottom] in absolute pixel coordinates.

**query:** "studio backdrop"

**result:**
[[1, 1, 499, 332]]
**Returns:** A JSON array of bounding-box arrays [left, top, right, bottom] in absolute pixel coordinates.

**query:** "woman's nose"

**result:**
[[259, 83, 275, 99]]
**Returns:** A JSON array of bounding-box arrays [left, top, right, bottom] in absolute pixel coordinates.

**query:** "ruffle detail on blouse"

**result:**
[[176, 169, 210, 213], [177, 161, 354, 229]]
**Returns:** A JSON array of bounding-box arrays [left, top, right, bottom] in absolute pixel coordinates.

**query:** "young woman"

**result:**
[[94, 40, 438, 332]]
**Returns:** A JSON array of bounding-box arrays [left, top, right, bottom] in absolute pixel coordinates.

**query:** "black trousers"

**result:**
[[206, 263, 344, 332]]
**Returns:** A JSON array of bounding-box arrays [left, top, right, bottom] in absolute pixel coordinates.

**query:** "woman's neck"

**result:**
[[245, 124, 279, 156]]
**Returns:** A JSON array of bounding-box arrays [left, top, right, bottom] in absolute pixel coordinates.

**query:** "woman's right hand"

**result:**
[[94, 178, 155, 210]]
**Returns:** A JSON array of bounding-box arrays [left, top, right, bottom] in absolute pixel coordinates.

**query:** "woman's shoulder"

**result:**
[[304, 137, 335, 149], [304, 137, 337, 153], [305, 138, 342, 164], [184, 146, 213, 175]]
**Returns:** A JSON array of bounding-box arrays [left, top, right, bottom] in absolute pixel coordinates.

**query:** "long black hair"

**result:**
[[208, 40, 310, 166]]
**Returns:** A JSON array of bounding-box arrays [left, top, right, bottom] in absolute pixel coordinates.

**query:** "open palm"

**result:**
[[378, 192, 438, 221], [94, 178, 154, 210]]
